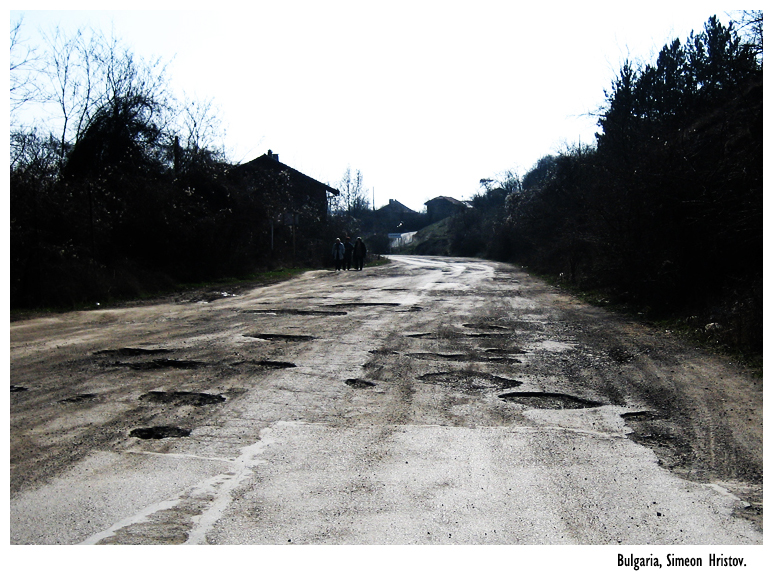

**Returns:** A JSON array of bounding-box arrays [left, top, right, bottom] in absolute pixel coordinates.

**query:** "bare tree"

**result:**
[[736, 10, 763, 62], [32, 25, 172, 168], [333, 167, 370, 216], [177, 94, 225, 156], [10, 16, 43, 118]]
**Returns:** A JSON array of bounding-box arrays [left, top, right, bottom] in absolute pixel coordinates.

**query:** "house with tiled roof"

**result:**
[[229, 150, 339, 220]]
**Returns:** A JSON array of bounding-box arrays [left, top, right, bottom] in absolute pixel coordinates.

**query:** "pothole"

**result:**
[[245, 309, 347, 316], [139, 391, 226, 406], [484, 347, 526, 355], [498, 391, 603, 409], [483, 356, 523, 364], [129, 426, 191, 439], [58, 393, 97, 404], [621, 411, 660, 422], [126, 359, 205, 370], [324, 302, 401, 308], [345, 378, 377, 389], [244, 333, 315, 342], [463, 323, 510, 331], [11, 385, 28, 392], [232, 360, 297, 369], [93, 348, 172, 357], [420, 371, 523, 390], [405, 333, 437, 339], [463, 333, 512, 339], [407, 352, 468, 361], [608, 347, 636, 363]]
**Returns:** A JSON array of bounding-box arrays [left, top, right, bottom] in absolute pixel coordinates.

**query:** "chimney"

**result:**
[[267, 149, 279, 162]]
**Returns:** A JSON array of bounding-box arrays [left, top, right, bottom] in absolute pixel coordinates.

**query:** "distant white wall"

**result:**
[[388, 231, 417, 249]]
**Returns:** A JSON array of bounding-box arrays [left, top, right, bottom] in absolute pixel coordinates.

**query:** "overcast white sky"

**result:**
[[12, 2, 739, 212]]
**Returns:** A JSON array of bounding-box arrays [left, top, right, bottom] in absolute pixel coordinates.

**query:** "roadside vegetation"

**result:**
[[402, 14, 763, 361]]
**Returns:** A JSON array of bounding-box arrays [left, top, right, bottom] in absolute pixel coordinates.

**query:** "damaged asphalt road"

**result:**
[[9, 255, 762, 544]]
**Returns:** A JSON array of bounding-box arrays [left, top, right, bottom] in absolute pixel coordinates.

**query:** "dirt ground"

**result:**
[[9, 255, 762, 544]]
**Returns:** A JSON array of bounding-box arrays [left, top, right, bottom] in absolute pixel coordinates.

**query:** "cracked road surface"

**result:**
[[10, 255, 762, 544]]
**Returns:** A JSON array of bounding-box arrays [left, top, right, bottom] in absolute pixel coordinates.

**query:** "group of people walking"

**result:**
[[332, 237, 367, 271]]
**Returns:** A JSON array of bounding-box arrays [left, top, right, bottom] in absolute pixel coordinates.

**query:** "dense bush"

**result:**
[[443, 15, 762, 357]]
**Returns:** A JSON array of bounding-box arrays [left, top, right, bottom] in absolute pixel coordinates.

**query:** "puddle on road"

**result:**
[[499, 391, 603, 409], [129, 426, 191, 439], [244, 333, 315, 342], [140, 391, 226, 406]]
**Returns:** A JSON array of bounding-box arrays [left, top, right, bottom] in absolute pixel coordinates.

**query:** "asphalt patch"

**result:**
[[129, 426, 191, 439], [498, 391, 604, 409], [139, 391, 226, 406]]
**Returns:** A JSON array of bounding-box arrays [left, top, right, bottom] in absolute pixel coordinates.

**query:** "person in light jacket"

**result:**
[[332, 238, 345, 271]]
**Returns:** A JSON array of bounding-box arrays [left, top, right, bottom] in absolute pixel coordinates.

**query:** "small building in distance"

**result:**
[[425, 196, 470, 223], [372, 198, 425, 233]]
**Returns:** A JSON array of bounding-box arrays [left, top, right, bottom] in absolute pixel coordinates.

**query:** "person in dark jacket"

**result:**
[[332, 238, 345, 271], [353, 237, 367, 270], [343, 237, 354, 270]]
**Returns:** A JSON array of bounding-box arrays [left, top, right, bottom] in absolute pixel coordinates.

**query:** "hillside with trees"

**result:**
[[430, 14, 763, 358]]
